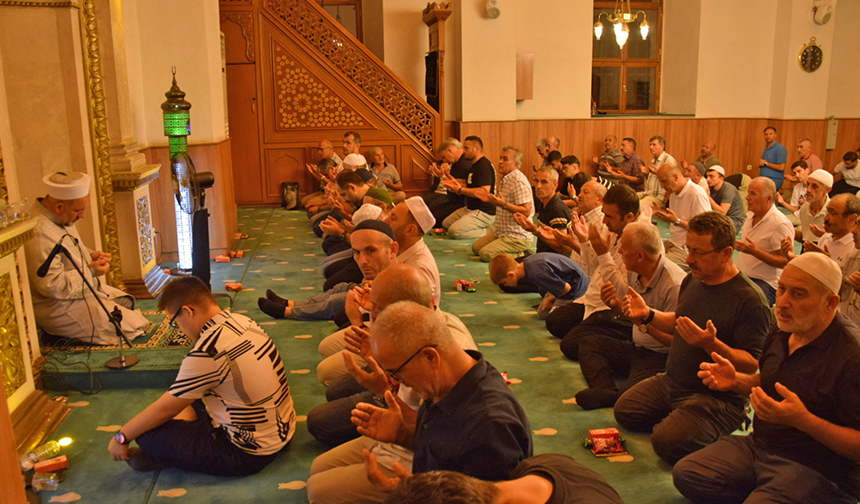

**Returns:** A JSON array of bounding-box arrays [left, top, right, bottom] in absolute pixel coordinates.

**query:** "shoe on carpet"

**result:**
[[266, 289, 290, 306], [258, 297, 288, 318], [574, 387, 620, 410]]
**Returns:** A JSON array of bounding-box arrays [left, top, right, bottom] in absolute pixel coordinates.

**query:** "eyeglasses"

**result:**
[[168, 307, 184, 329], [687, 247, 721, 258], [385, 345, 436, 381]]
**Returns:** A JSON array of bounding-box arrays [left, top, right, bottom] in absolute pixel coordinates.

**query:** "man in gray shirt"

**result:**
[[575, 222, 687, 410], [706, 166, 745, 234]]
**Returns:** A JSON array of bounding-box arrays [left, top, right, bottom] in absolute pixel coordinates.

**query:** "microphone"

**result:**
[[37, 241, 68, 278]]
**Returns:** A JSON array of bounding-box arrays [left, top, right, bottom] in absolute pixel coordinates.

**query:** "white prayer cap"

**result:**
[[786, 252, 842, 295], [404, 196, 435, 234], [343, 153, 367, 168], [353, 204, 383, 224], [43, 171, 91, 200], [707, 165, 726, 177], [808, 169, 834, 188]]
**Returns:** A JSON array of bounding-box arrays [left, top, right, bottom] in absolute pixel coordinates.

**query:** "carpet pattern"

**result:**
[[41, 311, 191, 352], [38, 206, 698, 504]]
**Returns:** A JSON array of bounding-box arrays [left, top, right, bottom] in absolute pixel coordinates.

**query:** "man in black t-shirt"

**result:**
[[514, 166, 571, 254], [675, 253, 860, 503], [440, 136, 497, 239], [427, 139, 472, 227], [614, 212, 770, 463]]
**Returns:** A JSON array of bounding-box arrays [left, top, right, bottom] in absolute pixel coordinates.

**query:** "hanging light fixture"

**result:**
[[594, 0, 649, 49]]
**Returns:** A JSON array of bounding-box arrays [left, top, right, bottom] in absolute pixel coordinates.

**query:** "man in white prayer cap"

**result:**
[[674, 252, 860, 504], [24, 171, 149, 345]]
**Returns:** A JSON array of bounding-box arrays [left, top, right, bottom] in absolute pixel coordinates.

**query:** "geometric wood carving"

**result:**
[[273, 43, 365, 130], [220, 11, 256, 62]]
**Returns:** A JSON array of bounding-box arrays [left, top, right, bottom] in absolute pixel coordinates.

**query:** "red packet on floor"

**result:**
[[586, 428, 628, 457], [234, 233, 249, 239], [215, 255, 230, 262], [34, 455, 68, 472], [236, 250, 244, 258], [225, 283, 243, 292]]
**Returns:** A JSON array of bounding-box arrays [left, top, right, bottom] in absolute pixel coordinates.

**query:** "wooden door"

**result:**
[[226, 63, 264, 205]]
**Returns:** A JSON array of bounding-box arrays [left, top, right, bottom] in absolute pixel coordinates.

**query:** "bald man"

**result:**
[[652, 164, 711, 270]]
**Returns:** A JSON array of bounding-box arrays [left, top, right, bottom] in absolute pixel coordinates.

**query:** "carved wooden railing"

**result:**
[[263, 0, 441, 153]]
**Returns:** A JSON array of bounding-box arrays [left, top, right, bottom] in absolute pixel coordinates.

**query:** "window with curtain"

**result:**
[[592, 1, 662, 114]]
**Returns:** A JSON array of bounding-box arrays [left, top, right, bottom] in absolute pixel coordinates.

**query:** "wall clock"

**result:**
[[798, 37, 823, 73]]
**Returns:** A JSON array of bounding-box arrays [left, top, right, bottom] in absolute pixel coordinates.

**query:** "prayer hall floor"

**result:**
[[34, 205, 756, 504]]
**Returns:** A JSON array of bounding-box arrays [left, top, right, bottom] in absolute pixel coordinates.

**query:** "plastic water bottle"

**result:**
[[19, 440, 61, 471], [31, 472, 60, 491]]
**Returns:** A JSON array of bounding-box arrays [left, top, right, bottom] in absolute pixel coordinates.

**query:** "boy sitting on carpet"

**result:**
[[107, 277, 296, 476], [489, 252, 589, 318]]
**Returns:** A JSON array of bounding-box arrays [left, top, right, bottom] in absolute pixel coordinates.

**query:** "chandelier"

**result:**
[[594, 0, 649, 50]]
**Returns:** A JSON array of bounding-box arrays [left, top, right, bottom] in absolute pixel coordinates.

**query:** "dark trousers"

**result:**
[[831, 178, 860, 196], [324, 260, 362, 291], [674, 434, 858, 504], [579, 336, 667, 394], [558, 310, 631, 361], [427, 198, 463, 229], [322, 235, 349, 256], [135, 400, 281, 476], [545, 302, 586, 340], [613, 373, 746, 463], [307, 373, 383, 447]]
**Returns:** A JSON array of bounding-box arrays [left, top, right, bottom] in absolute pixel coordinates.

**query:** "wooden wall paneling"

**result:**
[[226, 63, 264, 205], [399, 143, 435, 197], [825, 119, 860, 168], [220, 10, 256, 65], [145, 142, 237, 260], [264, 148, 305, 203]]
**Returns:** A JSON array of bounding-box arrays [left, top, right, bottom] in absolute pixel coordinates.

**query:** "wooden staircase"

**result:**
[[220, 0, 441, 205]]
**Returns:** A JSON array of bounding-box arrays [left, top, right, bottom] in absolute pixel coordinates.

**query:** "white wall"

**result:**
[[124, 0, 226, 147], [661, 0, 700, 114], [514, 0, 592, 120], [382, 0, 459, 121], [770, 0, 835, 119], [696, 0, 777, 118], [381, 0, 858, 121], [827, 0, 860, 117]]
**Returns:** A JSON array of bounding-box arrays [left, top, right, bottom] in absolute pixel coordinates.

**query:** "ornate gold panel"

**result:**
[[272, 44, 365, 130], [136, 195, 154, 265], [0, 273, 25, 398], [265, 0, 437, 149]]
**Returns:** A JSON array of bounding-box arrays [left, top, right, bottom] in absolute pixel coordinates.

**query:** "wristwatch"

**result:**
[[673, 218, 681, 227], [115, 432, 131, 445]]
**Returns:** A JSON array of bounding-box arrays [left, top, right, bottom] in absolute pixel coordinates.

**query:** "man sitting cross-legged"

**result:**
[[470, 146, 535, 262], [674, 253, 860, 504], [574, 221, 686, 410], [307, 301, 532, 504], [383, 453, 624, 504], [107, 277, 296, 475], [306, 265, 476, 494], [544, 185, 642, 352], [613, 212, 771, 463], [258, 220, 397, 320]]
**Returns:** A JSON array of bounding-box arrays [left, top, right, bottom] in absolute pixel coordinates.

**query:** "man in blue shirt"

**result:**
[[759, 126, 788, 189]]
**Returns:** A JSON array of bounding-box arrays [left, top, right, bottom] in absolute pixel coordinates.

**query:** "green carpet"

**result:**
[[35, 206, 735, 503]]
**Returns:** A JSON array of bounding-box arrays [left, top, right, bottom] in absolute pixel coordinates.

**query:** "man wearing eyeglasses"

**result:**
[[350, 301, 532, 496], [734, 177, 795, 306], [107, 277, 296, 475], [804, 194, 860, 267], [614, 212, 771, 464]]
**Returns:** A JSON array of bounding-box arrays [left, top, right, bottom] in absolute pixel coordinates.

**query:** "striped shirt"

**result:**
[[170, 310, 296, 455], [496, 169, 535, 241]]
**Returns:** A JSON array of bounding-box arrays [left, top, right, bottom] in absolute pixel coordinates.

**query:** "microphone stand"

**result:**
[[53, 245, 139, 369]]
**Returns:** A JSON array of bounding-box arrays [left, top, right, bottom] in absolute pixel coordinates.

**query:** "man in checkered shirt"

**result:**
[[471, 146, 535, 262]]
